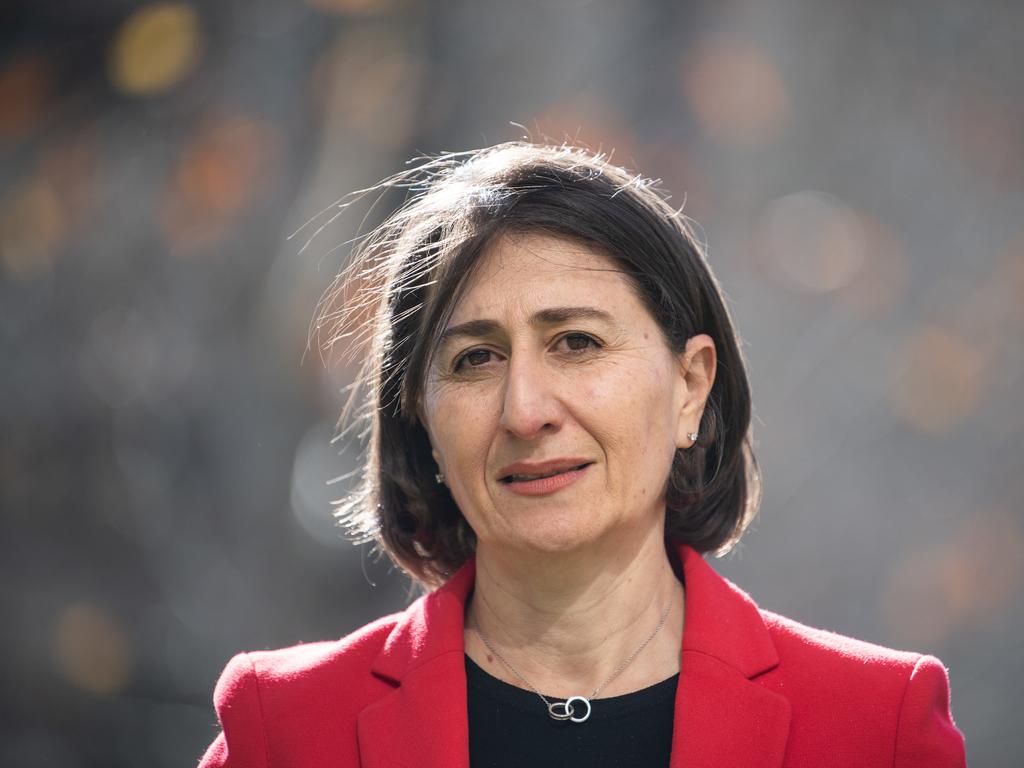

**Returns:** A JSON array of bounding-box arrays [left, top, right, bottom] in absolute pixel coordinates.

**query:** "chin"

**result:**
[[502, 512, 606, 555]]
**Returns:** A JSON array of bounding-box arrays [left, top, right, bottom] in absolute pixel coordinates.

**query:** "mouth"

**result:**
[[499, 462, 594, 484]]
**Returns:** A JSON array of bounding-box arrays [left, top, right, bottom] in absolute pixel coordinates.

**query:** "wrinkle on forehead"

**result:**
[[497, 231, 619, 271], [452, 232, 629, 321]]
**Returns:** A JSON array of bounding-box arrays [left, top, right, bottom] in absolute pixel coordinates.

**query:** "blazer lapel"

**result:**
[[669, 544, 791, 768], [357, 561, 476, 768], [357, 544, 791, 768]]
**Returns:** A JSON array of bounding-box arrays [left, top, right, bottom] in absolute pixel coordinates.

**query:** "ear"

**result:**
[[673, 334, 717, 448]]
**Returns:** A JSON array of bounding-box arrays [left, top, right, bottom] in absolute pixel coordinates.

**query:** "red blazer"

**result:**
[[198, 542, 965, 767]]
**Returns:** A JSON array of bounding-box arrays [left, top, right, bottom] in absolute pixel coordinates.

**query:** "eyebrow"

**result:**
[[437, 306, 618, 348]]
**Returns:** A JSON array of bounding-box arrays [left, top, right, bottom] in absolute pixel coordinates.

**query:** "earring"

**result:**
[[687, 431, 698, 442], [435, 472, 445, 484]]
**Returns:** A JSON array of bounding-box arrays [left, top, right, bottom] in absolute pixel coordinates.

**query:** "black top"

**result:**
[[465, 653, 678, 767]]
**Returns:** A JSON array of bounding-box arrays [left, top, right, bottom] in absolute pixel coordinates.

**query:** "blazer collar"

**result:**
[[367, 557, 476, 687], [671, 545, 791, 767], [358, 541, 790, 768]]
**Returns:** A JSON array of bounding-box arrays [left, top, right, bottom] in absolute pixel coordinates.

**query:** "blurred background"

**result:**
[[1, 0, 1021, 765]]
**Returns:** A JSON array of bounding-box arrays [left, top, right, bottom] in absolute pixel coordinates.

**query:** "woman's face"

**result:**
[[420, 232, 715, 556]]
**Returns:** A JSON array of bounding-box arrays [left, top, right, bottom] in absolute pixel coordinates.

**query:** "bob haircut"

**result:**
[[315, 141, 761, 589]]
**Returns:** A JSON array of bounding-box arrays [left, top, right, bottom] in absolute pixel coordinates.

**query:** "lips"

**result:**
[[497, 458, 594, 484]]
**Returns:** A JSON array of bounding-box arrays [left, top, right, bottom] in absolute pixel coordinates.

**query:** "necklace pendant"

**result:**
[[547, 701, 573, 721], [547, 696, 593, 724], [565, 695, 592, 723]]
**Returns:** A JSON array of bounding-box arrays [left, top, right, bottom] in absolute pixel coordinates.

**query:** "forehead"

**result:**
[[450, 232, 642, 321]]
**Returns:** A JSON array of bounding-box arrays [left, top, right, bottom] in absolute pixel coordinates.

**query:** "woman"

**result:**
[[199, 142, 966, 767]]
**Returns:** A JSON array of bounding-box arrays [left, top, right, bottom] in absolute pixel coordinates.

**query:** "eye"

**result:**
[[558, 332, 601, 354], [452, 348, 496, 371]]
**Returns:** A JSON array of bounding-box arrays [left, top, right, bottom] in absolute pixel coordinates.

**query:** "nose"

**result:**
[[498, 352, 563, 440]]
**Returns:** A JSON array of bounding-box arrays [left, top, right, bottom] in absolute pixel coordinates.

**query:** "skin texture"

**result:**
[[420, 232, 716, 698]]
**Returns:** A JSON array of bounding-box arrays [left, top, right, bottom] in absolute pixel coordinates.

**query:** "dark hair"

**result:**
[[313, 141, 760, 589]]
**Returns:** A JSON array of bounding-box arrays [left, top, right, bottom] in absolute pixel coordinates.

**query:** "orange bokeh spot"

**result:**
[[882, 512, 1024, 647], [0, 177, 63, 280], [160, 114, 283, 251], [889, 325, 988, 435], [0, 53, 54, 141], [682, 38, 790, 148], [837, 213, 910, 314], [306, 0, 404, 15], [54, 602, 133, 695], [313, 30, 420, 149], [528, 95, 641, 171], [951, 90, 1019, 183]]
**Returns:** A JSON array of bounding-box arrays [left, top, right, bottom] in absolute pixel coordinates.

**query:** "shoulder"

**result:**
[[203, 612, 404, 764], [761, 607, 922, 671], [199, 612, 408, 767], [758, 606, 949, 698], [756, 609, 964, 766], [214, 611, 403, 709]]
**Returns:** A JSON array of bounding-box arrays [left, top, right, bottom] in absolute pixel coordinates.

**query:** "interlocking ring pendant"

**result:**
[[547, 697, 592, 723], [565, 696, 592, 723], [474, 592, 674, 728], [547, 701, 573, 721]]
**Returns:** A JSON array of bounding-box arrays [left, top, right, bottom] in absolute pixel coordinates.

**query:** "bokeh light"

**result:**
[[108, 3, 203, 96], [888, 324, 989, 435], [314, 29, 420, 149], [529, 95, 641, 165], [757, 190, 866, 294], [3, 3, 1022, 764], [882, 511, 1024, 647], [682, 37, 789, 148], [54, 603, 133, 695], [291, 420, 358, 549], [836, 213, 909, 314], [160, 114, 284, 251], [0, 176, 64, 281], [306, 0, 404, 14], [0, 52, 54, 142], [951, 90, 1019, 184]]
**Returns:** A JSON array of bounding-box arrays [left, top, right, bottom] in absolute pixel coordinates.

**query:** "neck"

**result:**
[[464, 523, 685, 699]]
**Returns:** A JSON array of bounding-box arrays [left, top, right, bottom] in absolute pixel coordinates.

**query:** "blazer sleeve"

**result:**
[[893, 654, 966, 768], [197, 653, 270, 768]]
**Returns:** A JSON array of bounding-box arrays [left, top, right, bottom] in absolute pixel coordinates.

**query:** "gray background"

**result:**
[[1, 0, 1020, 765]]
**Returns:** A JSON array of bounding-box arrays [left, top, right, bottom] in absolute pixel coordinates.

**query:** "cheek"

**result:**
[[581, 366, 677, 471], [426, 390, 494, 467], [587, 363, 670, 430]]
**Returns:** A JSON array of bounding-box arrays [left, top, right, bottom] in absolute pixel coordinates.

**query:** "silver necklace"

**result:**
[[471, 592, 675, 724]]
